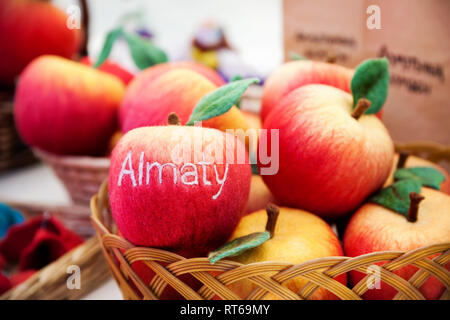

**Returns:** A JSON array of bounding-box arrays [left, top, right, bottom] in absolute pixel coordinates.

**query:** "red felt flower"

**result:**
[[9, 270, 36, 287], [0, 253, 5, 269], [0, 215, 83, 270], [0, 271, 11, 295]]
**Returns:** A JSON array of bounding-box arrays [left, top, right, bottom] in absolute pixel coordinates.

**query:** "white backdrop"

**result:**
[[55, 0, 283, 76]]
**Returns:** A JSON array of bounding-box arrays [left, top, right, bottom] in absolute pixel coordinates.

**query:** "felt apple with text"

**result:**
[[259, 59, 393, 219], [119, 69, 248, 137], [209, 205, 345, 299], [344, 184, 450, 300], [261, 60, 354, 120], [14, 55, 125, 156], [109, 124, 251, 257], [0, 0, 81, 87]]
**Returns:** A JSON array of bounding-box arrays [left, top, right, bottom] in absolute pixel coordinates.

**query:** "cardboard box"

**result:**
[[283, 0, 450, 145]]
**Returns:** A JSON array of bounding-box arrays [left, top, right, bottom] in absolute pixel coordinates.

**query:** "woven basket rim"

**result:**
[[91, 181, 450, 263], [33, 148, 110, 168], [90, 180, 450, 300]]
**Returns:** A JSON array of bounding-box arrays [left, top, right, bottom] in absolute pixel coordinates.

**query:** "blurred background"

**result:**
[[55, 0, 283, 76]]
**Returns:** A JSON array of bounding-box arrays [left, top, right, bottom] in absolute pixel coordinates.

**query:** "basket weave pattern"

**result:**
[[34, 149, 110, 206], [91, 181, 450, 300], [0, 100, 36, 172]]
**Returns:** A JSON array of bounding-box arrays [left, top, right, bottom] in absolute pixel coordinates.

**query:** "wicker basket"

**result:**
[[34, 149, 110, 207], [1, 237, 110, 300], [0, 203, 111, 300], [0, 98, 37, 172], [90, 142, 450, 300]]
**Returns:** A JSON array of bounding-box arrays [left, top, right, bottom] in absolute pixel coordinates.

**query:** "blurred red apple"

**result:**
[[0, 0, 81, 87], [14, 55, 125, 156], [119, 68, 249, 144], [129, 61, 226, 87]]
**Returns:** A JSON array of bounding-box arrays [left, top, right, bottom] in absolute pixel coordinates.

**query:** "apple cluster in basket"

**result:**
[[13, 50, 450, 299]]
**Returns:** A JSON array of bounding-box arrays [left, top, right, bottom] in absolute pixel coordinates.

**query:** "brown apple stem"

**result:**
[[397, 152, 410, 169], [167, 112, 181, 125], [407, 192, 425, 223], [265, 203, 280, 238], [79, 0, 89, 57], [326, 55, 337, 64], [351, 98, 372, 120]]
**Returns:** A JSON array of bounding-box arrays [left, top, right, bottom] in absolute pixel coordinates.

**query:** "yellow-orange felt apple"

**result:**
[[227, 205, 346, 299]]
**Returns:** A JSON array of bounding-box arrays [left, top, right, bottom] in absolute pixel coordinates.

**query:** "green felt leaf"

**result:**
[[186, 77, 260, 125], [94, 27, 124, 68], [351, 58, 389, 114], [394, 167, 446, 190], [230, 74, 243, 82], [370, 179, 422, 215], [230, 75, 244, 108], [123, 33, 168, 70], [208, 231, 270, 264], [289, 51, 307, 61]]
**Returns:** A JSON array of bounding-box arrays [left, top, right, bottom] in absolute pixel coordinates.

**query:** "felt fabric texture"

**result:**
[[119, 68, 248, 137], [109, 126, 251, 257], [260, 85, 393, 219], [0, 215, 84, 270], [0, 203, 24, 238], [0, 271, 11, 295], [14, 55, 125, 156]]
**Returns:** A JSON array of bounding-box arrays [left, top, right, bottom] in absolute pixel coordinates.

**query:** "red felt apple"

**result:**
[[344, 187, 450, 299], [14, 55, 125, 156], [109, 121, 251, 257], [81, 57, 134, 85], [259, 59, 393, 219], [0, 0, 81, 87], [119, 68, 250, 151], [260, 60, 354, 121]]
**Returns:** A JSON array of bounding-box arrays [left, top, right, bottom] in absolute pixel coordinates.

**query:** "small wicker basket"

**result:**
[[0, 98, 36, 172], [90, 142, 450, 300], [34, 149, 110, 207]]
